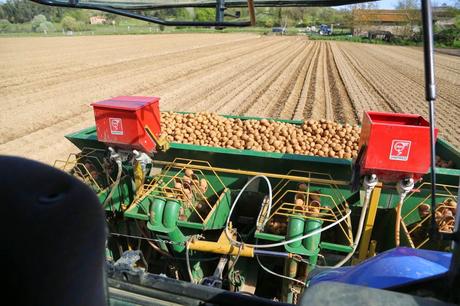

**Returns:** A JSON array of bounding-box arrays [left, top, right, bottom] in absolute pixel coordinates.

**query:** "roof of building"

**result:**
[[353, 9, 421, 24]]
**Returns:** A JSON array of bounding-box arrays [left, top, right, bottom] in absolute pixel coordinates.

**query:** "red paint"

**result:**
[[91, 96, 161, 153], [358, 111, 438, 182]]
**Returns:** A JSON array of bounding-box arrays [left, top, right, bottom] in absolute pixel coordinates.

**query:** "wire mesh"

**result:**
[[130, 158, 227, 223], [402, 182, 458, 249], [264, 169, 353, 245], [54, 147, 111, 192]]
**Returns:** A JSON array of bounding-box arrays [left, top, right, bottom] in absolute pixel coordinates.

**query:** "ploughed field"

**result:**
[[0, 34, 459, 163]]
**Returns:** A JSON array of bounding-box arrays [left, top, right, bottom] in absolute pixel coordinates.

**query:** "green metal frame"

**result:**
[[65, 112, 460, 255]]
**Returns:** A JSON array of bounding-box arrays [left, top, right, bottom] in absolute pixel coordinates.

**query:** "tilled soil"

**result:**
[[0, 34, 458, 164]]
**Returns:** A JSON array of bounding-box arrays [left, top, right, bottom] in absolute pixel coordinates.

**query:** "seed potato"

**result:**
[[161, 112, 361, 159]]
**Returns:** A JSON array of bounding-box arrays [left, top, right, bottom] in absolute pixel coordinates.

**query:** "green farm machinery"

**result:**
[[4, 0, 459, 304], [47, 105, 459, 304]]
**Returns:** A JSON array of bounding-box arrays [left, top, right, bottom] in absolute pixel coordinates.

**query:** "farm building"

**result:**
[[89, 16, 107, 25], [352, 9, 421, 38]]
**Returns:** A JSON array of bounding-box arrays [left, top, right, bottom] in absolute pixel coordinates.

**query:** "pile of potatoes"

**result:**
[[161, 112, 360, 159], [265, 185, 323, 236], [161, 168, 210, 221], [435, 155, 455, 169], [418, 198, 457, 233]]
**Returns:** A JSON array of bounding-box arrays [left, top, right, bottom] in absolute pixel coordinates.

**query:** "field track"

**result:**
[[0, 34, 459, 164]]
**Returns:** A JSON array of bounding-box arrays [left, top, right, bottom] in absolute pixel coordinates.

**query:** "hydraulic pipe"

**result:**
[[395, 178, 415, 247], [254, 250, 296, 258], [188, 242, 303, 259], [188, 241, 304, 259], [188, 239, 254, 257]]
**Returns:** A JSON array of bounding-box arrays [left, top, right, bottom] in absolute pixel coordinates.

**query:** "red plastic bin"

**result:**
[[358, 111, 438, 182], [91, 96, 161, 153]]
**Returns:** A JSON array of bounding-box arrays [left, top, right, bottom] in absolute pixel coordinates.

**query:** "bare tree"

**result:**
[[396, 0, 420, 9]]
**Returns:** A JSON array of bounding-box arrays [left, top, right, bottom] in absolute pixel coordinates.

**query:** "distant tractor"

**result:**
[[319, 24, 332, 35], [271, 26, 287, 35]]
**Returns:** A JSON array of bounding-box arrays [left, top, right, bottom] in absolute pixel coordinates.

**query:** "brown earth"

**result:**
[[0, 34, 459, 164]]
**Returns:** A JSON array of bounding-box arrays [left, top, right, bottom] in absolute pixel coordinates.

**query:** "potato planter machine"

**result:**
[[8, 0, 459, 304], [46, 95, 458, 304]]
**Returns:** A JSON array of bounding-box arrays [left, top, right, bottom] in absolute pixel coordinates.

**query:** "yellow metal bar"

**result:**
[[152, 161, 349, 187], [358, 183, 382, 262], [188, 231, 254, 257], [145, 125, 170, 152]]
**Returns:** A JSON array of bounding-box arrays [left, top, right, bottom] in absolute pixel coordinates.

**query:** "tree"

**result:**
[[31, 14, 46, 32], [0, 19, 12, 32], [396, 0, 420, 9], [0, 6, 6, 20], [0, 0, 67, 23], [37, 21, 55, 33], [62, 9, 89, 23], [264, 19, 274, 28], [194, 8, 214, 22], [61, 15, 79, 31], [175, 8, 191, 21], [255, 9, 274, 27]]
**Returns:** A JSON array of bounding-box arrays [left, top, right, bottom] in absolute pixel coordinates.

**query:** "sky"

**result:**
[[378, 0, 405, 8], [377, 0, 457, 8]]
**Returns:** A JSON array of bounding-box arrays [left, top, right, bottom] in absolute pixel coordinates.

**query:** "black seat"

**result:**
[[0, 156, 106, 306]]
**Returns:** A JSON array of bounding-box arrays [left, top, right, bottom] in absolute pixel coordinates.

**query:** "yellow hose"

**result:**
[[395, 200, 415, 248], [395, 201, 402, 246], [395, 178, 415, 247]]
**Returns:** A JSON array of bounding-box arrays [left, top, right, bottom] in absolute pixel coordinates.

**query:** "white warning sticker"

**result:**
[[389, 140, 411, 161], [109, 118, 123, 135]]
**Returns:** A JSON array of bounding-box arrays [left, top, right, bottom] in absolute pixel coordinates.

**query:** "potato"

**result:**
[[184, 169, 194, 177], [199, 178, 208, 193], [160, 112, 361, 160], [295, 198, 304, 207]]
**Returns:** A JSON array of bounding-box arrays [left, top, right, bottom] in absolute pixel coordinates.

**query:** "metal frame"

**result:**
[[30, 0, 372, 26], [32, 0, 460, 301]]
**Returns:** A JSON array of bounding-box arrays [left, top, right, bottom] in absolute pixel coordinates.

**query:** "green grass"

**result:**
[[309, 34, 419, 46], [1, 23, 459, 50], [309, 33, 460, 49], [0, 20, 272, 37]]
